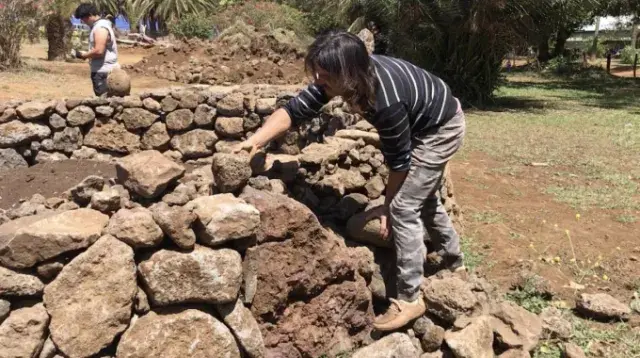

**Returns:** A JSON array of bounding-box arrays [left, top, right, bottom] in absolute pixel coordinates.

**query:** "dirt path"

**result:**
[[0, 42, 174, 101]]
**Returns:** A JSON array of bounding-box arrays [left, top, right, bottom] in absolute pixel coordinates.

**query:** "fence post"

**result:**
[[606, 53, 612, 74], [634, 53, 638, 78]]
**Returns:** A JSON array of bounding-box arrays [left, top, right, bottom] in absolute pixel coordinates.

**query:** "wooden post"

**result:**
[[634, 53, 638, 78], [606, 53, 611, 74]]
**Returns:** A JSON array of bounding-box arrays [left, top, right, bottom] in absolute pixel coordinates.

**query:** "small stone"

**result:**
[[365, 175, 386, 199], [216, 299, 265, 358], [66, 105, 96, 126], [352, 333, 419, 358], [122, 96, 143, 108], [137, 246, 242, 306], [445, 316, 494, 358], [0, 303, 49, 358], [576, 293, 631, 321], [564, 342, 587, 358], [185, 194, 260, 247], [90, 187, 122, 213], [161, 96, 179, 112], [194, 104, 216, 127], [120, 108, 158, 130], [95, 105, 114, 117], [142, 97, 161, 112], [69, 175, 105, 204], [0, 266, 44, 297], [141, 122, 171, 150], [215, 116, 244, 138], [166, 109, 194, 131], [421, 324, 445, 352], [134, 287, 150, 314], [36, 260, 65, 281], [49, 113, 66, 129], [106, 207, 164, 249], [211, 153, 252, 193], [116, 150, 185, 199], [151, 202, 197, 249], [0, 108, 17, 123]]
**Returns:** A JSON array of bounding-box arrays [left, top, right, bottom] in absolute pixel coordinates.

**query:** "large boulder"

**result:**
[[0, 148, 28, 170], [120, 108, 158, 130], [84, 121, 141, 154], [185, 194, 260, 247], [138, 246, 242, 306], [211, 152, 252, 193], [0, 209, 109, 269], [216, 299, 265, 358], [0, 121, 51, 147], [0, 303, 49, 358], [107, 68, 132, 97], [576, 293, 631, 321], [116, 150, 185, 198], [445, 316, 494, 358], [116, 309, 241, 358], [170, 129, 218, 158], [352, 333, 419, 358], [66, 105, 96, 126], [0, 266, 44, 297], [422, 276, 479, 324], [44, 235, 137, 358], [106, 207, 164, 249], [346, 210, 392, 248]]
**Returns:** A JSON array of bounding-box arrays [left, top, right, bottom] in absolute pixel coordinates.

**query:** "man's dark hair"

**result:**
[[305, 30, 377, 114], [74, 3, 99, 19]]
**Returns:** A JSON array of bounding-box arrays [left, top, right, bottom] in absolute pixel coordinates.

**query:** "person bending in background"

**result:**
[[72, 3, 120, 96], [236, 30, 466, 331]]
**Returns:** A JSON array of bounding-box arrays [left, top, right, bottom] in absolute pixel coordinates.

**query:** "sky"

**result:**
[[580, 16, 634, 31], [71, 15, 131, 30]]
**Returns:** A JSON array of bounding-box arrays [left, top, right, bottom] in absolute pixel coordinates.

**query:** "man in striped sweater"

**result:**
[[237, 30, 466, 331]]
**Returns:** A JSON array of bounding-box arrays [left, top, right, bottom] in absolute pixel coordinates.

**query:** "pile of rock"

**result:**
[[1, 145, 635, 357]]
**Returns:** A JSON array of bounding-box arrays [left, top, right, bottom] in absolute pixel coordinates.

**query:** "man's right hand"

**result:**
[[232, 139, 259, 159], [365, 205, 391, 240]]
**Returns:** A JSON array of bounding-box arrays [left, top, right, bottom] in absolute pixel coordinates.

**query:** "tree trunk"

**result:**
[[537, 35, 551, 62], [553, 27, 571, 58], [632, 22, 639, 49], [590, 17, 601, 57], [46, 14, 70, 61]]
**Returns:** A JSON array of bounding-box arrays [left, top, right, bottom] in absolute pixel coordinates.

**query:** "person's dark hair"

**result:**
[[305, 30, 377, 113], [74, 3, 99, 19]]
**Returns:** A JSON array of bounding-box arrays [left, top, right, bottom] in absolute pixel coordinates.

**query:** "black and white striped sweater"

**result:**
[[283, 55, 458, 172]]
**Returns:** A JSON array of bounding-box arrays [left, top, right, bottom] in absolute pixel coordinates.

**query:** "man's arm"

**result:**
[[79, 27, 109, 59]]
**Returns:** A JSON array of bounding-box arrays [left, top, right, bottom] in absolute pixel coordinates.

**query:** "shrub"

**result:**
[[213, 1, 311, 36], [620, 46, 640, 65], [169, 13, 215, 40]]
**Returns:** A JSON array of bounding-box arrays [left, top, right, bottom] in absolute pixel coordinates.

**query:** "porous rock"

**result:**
[[0, 266, 44, 297], [216, 299, 265, 358], [151, 202, 196, 249], [84, 121, 141, 154], [106, 207, 164, 249], [212, 152, 252, 193], [116, 150, 185, 198], [445, 316, 494, 358], [0, 303, 49, 358]]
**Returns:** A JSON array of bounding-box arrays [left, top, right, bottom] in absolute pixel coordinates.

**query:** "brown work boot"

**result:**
[[373, 297, 426, 331]]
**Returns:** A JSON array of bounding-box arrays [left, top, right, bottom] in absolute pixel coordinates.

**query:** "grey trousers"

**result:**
[[389, 110, 466, 301]]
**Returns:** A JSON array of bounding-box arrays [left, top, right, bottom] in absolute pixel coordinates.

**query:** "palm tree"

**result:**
[[44, 0, 83, 61]]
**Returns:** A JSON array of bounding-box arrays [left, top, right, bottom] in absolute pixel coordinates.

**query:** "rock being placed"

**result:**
[[151, 202, 197, 249], [0, 209, 109, 269], [216, 299, 265, 358], [117, 309, 241, 358], [116, 150, 185, 198], [0, 266, 44, 297], [106, 207, 164, 249], [186, 194, 260, 247], [212, 152, 252, 193], [0, 303, 49, 358], [576, 293, 631, 321], [138, 246, 242, 306], [352, 333, 419, 358], [445, 316, 494, 358], [44, 235, 137, 358]]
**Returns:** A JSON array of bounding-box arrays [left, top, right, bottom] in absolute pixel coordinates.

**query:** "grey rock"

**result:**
[[141, 122, 171, 150], [166, 109, 194, 131], [90, 188, 122, 213], [216, 299, 265, 358], [194, 104, 216, 127], [66, 105, 96, 126], [445, 316, 494, 358], [122, 96, 143, 108], [84, 121, 141, 154], [36, 260, 65, 281], [142, 97, 161, 112], [52, 126, 82, 153], [34, 151, 69, 164], [95, 105, 115, 117], [49, 113, 66, 129], [70, 175, 105, 205], [151, 202, 196, 249], [211, 153, 252, 193], [215, 117, 244, 138], [170, 129, 218, 158], [0, 121, 51, 147], [16, 101, 55, 120], [0, 148, 28, 170], [120, 108, 158, 130]]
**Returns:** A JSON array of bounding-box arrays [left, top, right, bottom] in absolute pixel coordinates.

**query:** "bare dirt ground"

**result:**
[[1, 46, 638, 313], [0, 42, 174, 101]]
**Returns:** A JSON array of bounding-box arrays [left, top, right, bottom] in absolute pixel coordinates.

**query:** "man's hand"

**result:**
[[71, 49, 84, 59], [365, 205, 391, 240], [232, 139, 259, 159]]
